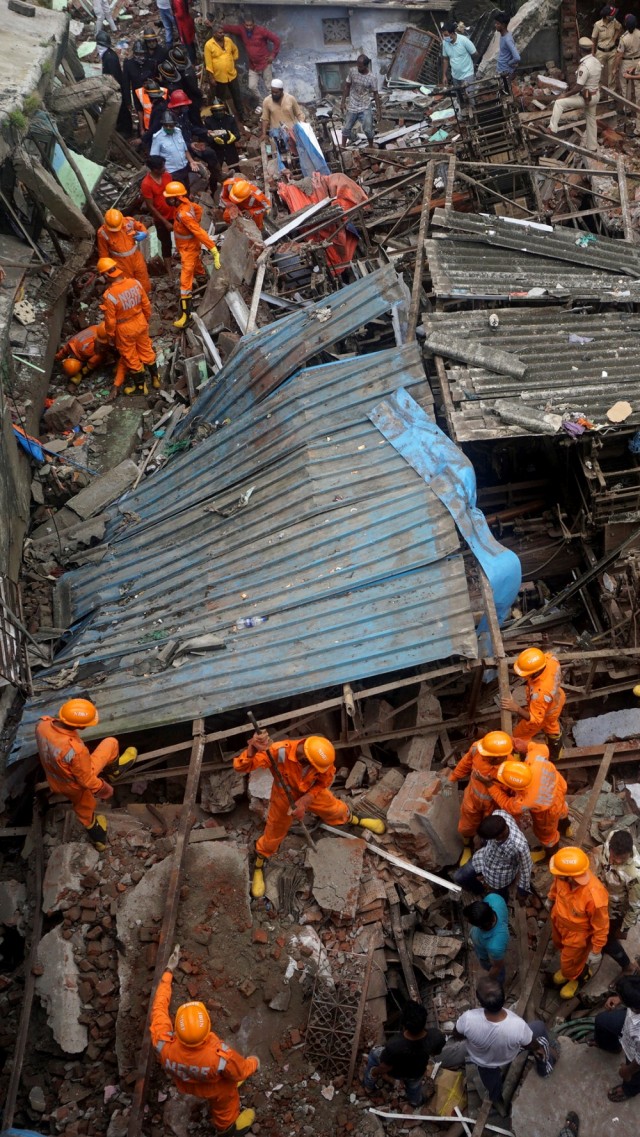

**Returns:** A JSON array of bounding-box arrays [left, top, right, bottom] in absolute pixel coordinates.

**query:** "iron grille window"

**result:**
[[0, 574, 31, 692], [376, 31, 403, 57], [322, 17, 351, 45]]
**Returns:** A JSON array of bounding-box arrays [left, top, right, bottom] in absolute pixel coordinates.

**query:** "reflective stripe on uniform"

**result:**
[[113, 246, 137, 257]]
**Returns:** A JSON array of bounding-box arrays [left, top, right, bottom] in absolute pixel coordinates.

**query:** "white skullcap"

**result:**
[[271, 79, 284, 89]]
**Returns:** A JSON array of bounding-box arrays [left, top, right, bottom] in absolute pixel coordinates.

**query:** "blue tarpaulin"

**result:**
[[369, 387, 522, 638]]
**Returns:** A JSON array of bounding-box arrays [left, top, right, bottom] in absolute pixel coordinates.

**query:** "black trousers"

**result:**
[[156, 221, 173, 259], [594, 1007, 640, 1096], [602, 918, 631, 970]]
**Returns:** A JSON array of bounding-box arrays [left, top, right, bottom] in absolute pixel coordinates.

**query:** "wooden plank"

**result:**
[[126, 719, 205, 1137], [617, 155, 634, 243], [471, 1099, 493, 1137], [346, 941, 375, 1090], [406, 161, 434, 340], [574, 742, 615, 844], [2, 801, 44, 1131], [0, 826, 30, 837], [386, 884, 420, 1001]]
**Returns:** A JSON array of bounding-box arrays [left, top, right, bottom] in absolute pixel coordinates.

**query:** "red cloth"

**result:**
[[222, 23, 280, 71], [172, 0, 196, 46], [141, 171, 174, 222], [277, 172, 368, 274]]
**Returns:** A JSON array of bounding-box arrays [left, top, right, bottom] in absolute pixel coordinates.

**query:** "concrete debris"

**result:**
[[0, 878, 27, 932], [201, 768, 247, 814], [35, 925, 87, 1053], [386, 772, 463, 867], [248, 766, 274, 817], [307, 835, 365, 919], [42, 394, 85, 433], [28, 1086, 46, 1112], [42, 841, 100, 914]]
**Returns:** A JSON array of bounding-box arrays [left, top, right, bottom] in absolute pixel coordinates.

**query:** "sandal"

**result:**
[[607, 1085, 627, 1102], [565, 1113, 580, 1135]]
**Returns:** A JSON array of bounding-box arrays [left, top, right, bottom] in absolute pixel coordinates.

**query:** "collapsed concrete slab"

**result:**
[[42, 841, 99, 914], [0, 879, 27, 932], [35, 925, 87, 1053], [512, 1036, 635, 1137], [386, 771, 462, 867], [307, 835, 365, 919]]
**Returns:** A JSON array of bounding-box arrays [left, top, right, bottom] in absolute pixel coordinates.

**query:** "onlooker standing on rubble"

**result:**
[[222, 13, 281, 99], [595, 828, 640, 974], [592, 4, 623, 89], [155, 0, 177, 47], [593, 975, 640, 1101], [363, 1001, 445, 1107], [617, 14, 640, 135], [494, 12, 521, 78], [204, 25, 245, 121], [260, 79, 306, 140], [454, 810, 534, 904], [464, 895, 510, 984], [341, 55, 381, 147], [501, 647, 566, 762], [140, 155, 174, 275], [449, 730, 512, 864], [94, 0, 117, 37], [549, 846, 610, 1000], [441, 20, 478, 89]]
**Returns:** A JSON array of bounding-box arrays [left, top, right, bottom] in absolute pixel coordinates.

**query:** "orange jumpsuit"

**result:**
[[550, 872, 610, 980], [173, 199, 215, 298], [97, 217, 152, 294], [220, 178, 270, 230], [56, 324, 109, 371], [35, 716, 118, 828], [151, 971, 258, 1130], [513, 652, 565, 744], [449, 742, 499, 839], [488, 746, 569, 849], [101, 276, 156, 378], [233, 738, 349, 859]]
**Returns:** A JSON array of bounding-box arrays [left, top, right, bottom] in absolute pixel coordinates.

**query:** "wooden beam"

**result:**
[[126, 719, 205, 1137], [617, 154, 634, 243], [407, 161, 435, 340], [386, 884, 420, 1001]]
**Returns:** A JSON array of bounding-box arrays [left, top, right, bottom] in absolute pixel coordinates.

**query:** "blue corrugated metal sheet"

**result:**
[[12, 287, 477, 762]]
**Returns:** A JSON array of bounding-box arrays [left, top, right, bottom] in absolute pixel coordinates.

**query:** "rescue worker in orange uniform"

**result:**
[[219, 176, 270, 231], [549, 846, 610, 999], [98, 257, 159, 398], [55, 323, 111, 386], [234, 731, 385, 898], [151, 943, 258, 1135], [162, 179, 221, 328], [501, 647, 566, 761], [488, 740, 572, 864], [448, 730, 511, 865], [35, 698, 137, 850], [97, 209, 152, 294]]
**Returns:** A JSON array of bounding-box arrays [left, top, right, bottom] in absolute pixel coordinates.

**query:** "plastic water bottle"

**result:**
[[234, 616, 268, 629]]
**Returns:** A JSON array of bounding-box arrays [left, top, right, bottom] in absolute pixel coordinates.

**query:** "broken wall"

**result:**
[[0, 296, 30, 581], [0, 0, 69, 165]]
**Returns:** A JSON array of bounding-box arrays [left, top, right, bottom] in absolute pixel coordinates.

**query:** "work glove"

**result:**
[[134, 232, 148, 242], [166, 943, 181, 972], [587, 952, 602, 970], [211, 246, 221, 271], [95, 780, 114, 800], [290, 793, 313, 821]]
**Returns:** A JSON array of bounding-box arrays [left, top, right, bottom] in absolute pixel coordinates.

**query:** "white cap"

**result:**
[[271, 78, 284, 89]]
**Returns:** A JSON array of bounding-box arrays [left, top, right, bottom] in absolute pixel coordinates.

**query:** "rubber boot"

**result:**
[[560, 967, 590, 1000], [558, 816, 573, 837], [124, 370, 147, 395], [552, 969, 567, 986], [349, 812, 386, 835], [546, 732, 563, 762], [106, 746, 138, 783], [251, 856, 266, 899], [531, 847, 547, 864], [173, 296, 191, 329], [148, 361, 161, 389], [86, 814, 108, 851], [459, 839, 472, 867], [234, 1109, 256, 1134]]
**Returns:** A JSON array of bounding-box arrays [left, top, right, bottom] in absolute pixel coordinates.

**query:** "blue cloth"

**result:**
[[292, 122, 330, 178], [442, 34, 476, 81], [470, 893, 509, 965], [368, 389, 522, 634], [497, 31, 521, 76], [150, 128, 189, 174]]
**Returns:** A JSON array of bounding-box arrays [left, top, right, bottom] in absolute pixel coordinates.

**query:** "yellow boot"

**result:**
[[234, 1109, 256, 1134], [349, 813, 386, 835], [148, 361, 161, 389], [107, 746, 138, 782], [560, 976, 581, 999], [459, 840, 472, 867], [124, 370, 148, 396], [86, 814, 108, 851], [531, 848, 547, 864], [553, 969, 567, 986], [251, 856, 266, 899], [173, 296, 191, 329]]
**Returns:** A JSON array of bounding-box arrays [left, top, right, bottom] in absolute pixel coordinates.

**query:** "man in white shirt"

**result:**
[[452, 977, 550, 1107], [593, 975, 640, 1101], [548, 37, 602, 151]]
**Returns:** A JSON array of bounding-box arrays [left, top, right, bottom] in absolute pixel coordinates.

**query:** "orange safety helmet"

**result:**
[[476, 730, 513, 759], [497, 760, 533, 790], [97, 257, 122, 278], [228, 178, 252, 204], [163, 180, 188, 199], [104, 208, 124, 231], [303, 735, 335, 773], [175, 1001, 211, 1046], [95, 322, 108, 341], [58, 698, 100, 728], [514, 647, 547, 678], [62, 358, 83, 377], [549, 847, 590, 877]]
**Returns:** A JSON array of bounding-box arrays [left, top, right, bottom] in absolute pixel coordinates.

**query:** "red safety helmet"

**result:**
[[168, 89, 192, 109]]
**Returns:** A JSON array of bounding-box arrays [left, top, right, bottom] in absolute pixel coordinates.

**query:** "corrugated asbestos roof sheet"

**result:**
[[424, 307, 640, 441], [427, 209, 640, 302], [12, 279, 477, 762]]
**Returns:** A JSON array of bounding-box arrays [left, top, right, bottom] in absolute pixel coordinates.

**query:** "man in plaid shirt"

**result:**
[[455, 810, 533, 902]]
